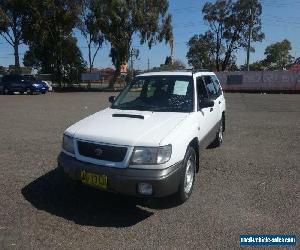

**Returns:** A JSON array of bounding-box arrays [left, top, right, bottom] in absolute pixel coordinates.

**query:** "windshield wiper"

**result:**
[[149, 106, 185, 112], [113, 104, 152, 111]]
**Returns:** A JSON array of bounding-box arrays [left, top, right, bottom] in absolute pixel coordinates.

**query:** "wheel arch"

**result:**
[[188, 137, 200, 173]]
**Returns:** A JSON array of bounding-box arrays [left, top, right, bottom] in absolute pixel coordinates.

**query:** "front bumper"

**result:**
[[34, 88, 47, 92], [57, 152, 184, 198], [31, 86, 47, 92]]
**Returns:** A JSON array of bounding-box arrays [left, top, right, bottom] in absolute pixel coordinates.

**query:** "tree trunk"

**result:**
[[222, 32, 239, 71], [88, 42, 92, 89], [222, 50, 231, 71], [12, 13, 20, 72], [56, 59, 62, 88], [246, 22, 252, 71], [216, 33, 220, 71], [88, 41, 92, 73], [246, 4, 254, 71], [14, 42, 20, 71], [109, 66, 120, 89]]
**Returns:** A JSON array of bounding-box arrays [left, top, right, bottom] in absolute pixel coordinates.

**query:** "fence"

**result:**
[[216, 71, 300, 92]]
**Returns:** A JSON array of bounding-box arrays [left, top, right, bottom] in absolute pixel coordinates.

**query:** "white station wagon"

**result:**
[[58, 70, 226, 203]]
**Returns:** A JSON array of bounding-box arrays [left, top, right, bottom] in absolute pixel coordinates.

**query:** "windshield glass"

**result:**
[[112, 75, 194, 112]]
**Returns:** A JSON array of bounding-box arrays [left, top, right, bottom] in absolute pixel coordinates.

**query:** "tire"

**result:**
[[26, 88, 32, 95], [20, 91, 24, 95], [175, 146, 196, 204], [42, 91, 46, 94], [210, 118, 224, 148], [3, 88, 9, 95]]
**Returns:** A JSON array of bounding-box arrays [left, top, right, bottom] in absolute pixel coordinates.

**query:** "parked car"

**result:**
[[0, 74, 4, 92], [58, 70, 226, 203], [1, 74, 48, 95]]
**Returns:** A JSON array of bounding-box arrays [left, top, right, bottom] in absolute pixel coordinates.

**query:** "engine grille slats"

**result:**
[[77, 141, 127, 162]]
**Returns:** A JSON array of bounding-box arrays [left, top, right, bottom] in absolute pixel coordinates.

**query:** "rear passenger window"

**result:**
[[211, 75, 222, 96], [203, 76, 218, 98]]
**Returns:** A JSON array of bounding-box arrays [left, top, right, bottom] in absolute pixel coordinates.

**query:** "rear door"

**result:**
[[211, 74, 225, 116], [15, 75, 24, 91]]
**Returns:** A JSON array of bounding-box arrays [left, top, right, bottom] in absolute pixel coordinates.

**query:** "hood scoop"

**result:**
[[112, 113, 144, 119]]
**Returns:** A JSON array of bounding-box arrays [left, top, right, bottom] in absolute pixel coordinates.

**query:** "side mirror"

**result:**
[[199, 98, 214, 109], [109, 96, 115, 104]]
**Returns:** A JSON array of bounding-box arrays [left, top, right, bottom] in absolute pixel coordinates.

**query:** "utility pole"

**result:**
[[246, 1, 254, 71], [147, 58, 150, 71], [129, 48, 139, 71]]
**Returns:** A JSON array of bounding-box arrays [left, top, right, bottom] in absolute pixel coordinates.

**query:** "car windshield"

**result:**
[[112, 75, 194, 112]]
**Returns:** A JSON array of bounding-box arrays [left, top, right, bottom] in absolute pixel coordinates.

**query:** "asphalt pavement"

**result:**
[[0, 92, 299, 249]]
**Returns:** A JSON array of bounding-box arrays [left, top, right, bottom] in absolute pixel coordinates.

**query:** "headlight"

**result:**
[[33, 84, 39, 87], [62, 134, 75, 155], [131, 145, 172, 165]]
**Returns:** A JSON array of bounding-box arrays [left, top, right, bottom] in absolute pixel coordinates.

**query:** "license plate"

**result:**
[[80, 171, 107, 190]]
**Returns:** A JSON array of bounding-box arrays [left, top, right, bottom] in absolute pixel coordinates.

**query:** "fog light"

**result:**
[[137, 183, 153, 196]]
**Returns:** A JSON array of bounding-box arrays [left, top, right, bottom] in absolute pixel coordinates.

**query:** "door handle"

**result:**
[[210, 108, 213, 112]]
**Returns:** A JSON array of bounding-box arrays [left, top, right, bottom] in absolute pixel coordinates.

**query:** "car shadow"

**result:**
[[21, 167, 154, 228]]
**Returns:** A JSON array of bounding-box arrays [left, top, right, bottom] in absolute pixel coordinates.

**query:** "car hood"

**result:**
[[66, 108, 188, 147], [34, 80, 45, 86]]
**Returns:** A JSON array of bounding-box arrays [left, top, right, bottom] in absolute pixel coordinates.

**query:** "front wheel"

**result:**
[[26, 88, 32, 95], [3, 88, 9, 95], [175, 146, 196, 204]]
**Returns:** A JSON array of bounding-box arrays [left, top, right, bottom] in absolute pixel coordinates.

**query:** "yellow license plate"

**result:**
[[80, 171, 107, 190]]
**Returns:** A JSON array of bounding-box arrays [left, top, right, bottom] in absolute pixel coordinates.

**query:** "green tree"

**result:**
[[201, 0, 264, 71], [0, 65, 7, 74], [242, 0, 265, 70], [24, 36, 86, 84], [94, 0, 173, 87], [23, 0, 84, 84], [0, 0, 28, 70], [263, 39, 294, 70], [222, 0, 264, 71], [152, 58, 186, 71], [240, 60, 266, 71], [164, 56, 173, 66], [186, 31, 216, 70], [79, 0, 104, 72], [0, 6, 8, 31], [202, 0, 230, 71]]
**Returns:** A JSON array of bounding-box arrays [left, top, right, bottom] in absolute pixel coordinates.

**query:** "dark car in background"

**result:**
[[0, 74, 4, 93], [1, 74, 48, 95]]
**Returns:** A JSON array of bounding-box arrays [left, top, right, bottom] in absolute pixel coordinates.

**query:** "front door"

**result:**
[[195, 76, 218, 148]]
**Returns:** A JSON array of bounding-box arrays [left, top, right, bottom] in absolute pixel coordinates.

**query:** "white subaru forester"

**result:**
[[58, 70, 226, 203]]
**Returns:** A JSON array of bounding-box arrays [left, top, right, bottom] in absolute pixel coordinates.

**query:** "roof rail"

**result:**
[[191, 69, 209, 73], [149, 69, 191, 72], [148, 68, 209, 73]]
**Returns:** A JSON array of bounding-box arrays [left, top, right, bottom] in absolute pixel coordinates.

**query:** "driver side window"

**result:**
[[196, 77, 208, 100], [203, 76, 218, 99]]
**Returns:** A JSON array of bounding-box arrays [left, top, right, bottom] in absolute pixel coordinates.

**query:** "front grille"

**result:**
[[77, 141, 127, 162]]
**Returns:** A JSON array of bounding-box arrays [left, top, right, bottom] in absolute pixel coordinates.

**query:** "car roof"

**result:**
[[137, 70, 215, 77]]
